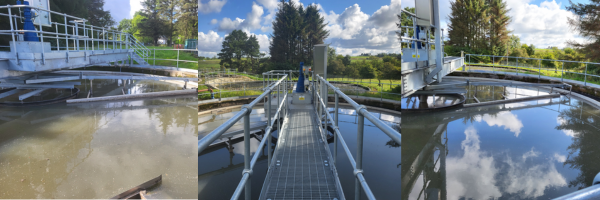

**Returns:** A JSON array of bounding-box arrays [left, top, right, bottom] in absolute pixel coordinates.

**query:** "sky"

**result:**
[[401, 0, 589, 49], [198, 0, 403, 57], [104, 0, 144, 25]]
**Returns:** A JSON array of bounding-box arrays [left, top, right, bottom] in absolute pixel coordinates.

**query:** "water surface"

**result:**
[[402, 96, 600, 199]]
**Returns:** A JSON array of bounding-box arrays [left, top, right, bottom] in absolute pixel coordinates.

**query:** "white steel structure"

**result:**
[[400, 0, 464, 98]]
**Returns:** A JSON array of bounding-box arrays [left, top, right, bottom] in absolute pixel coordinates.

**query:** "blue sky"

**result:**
[[401, 0, 587, 49], [199, 0, 402, 57]]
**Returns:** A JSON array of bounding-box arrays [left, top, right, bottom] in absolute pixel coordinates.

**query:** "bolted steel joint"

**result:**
[[594, 172, 600, 185], [241, 105, 253, 113], [354, 169, 364, 176], [356, 105, 368, 114], [243, 169, 253, 176]]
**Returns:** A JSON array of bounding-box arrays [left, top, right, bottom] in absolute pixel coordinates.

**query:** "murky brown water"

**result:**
[[0, 96, 197, 198]]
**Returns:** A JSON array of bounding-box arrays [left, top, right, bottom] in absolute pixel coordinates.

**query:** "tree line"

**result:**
[[118, 0, 198, 45]]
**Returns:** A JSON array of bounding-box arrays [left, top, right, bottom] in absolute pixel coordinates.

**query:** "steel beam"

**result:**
[[0, 88, 23, 99], [19, 89, 48, 100]]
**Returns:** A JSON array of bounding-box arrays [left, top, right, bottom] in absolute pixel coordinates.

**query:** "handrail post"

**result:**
[[516, 57, 519, 75], [561, 62, 564, 82], [355, 111, 365, 200], [585, 63, 588, 86], [334, 92, 339, 166], [267, 90, 272, 166], [244, 109, 251, 200], [539, 59, 541, 81], [277, 79, 281, 139]]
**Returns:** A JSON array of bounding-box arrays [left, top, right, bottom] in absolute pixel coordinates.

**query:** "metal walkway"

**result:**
[[259, 109, 341, 200], [198, 71, 401, 200]]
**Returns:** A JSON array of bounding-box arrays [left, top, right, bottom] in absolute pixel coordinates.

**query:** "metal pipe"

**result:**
[[355, 111, 365, 200], [334, 92, 339, 166], [244, 110, 251, 200], [230, 173, 249, 200]]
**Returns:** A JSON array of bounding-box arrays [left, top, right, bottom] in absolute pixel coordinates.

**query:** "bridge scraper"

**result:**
[[0, 1, 197, 102]]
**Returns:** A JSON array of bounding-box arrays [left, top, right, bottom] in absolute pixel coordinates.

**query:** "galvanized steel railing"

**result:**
[[314, 74, 401, 200], [197, 74, 289, 200], [464, 54, 600, 86]]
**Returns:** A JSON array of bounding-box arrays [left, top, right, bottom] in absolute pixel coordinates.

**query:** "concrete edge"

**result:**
[[67, 89, 196, 103], [446, 76, 600, 110]]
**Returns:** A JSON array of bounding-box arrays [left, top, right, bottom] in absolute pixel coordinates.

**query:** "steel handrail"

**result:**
[[198, 74, 287, 154], [231, 91, 287, 200], [317, 75, 401, 144], [314, 88, 376, 200]]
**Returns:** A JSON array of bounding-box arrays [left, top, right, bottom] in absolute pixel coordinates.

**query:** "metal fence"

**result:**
[[465, 54, 600, 86], [198, 74, 289, 200], [315, 74, 401, 200]]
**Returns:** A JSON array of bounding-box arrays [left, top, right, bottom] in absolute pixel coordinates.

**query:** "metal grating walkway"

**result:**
[[259, 109, 341, 200]]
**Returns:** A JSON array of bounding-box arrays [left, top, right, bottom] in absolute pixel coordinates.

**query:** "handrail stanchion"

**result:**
[[355, 110, 365, 200], [334, 92, 339, 166], [243, 108, 251, 200], [267, 90, 272, 166]]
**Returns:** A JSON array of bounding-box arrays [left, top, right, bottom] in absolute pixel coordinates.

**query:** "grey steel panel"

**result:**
[[260, 109, 339, 200]]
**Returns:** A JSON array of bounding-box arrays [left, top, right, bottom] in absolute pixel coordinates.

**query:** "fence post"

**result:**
[[539, 59, 542, 81], [561, 62, 564, 82], [516, 58, 519, 75], [267, 90, 272, 166], [244, 110, 251, 200], [585, 63, 588, 86], [334, 92, 339, 166], [493, 56, 495, 74], [355, 111, 365, 200], [176, 50, 180, 69]]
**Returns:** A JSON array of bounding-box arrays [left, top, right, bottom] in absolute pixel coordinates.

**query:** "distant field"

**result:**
[[199, 59, 221, 69]]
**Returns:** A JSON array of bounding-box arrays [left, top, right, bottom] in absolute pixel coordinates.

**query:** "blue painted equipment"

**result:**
[[295, 62, 305, 93], [17, 0, 39, 42]]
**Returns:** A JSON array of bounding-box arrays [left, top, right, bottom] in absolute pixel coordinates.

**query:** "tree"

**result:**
[[87, 0, 115, 27], [343, 55, 352, 66], [117, 19, 133, 33], [448, 0, 511, 55], [176, 0, 199, 40], [566, 0, 600, 62], [157, 0, 177, 45], [245, 35, 261, 71], [270, 0, 328, 67], [218, 30, 248, 69], [139, 0, 165, 45], [526, 44, 536, 56], [489, 0, 511, 56]]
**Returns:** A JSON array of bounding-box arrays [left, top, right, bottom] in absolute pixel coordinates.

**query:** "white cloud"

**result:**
[[199, 0, 228, 14], [210, 19, 218, 25], [198, 31, 224, 57], [130, 0, 143, 18], [505, 0, 583, 48], [446, 126, 567, 199], [254, 34, 271, 54], [217, 3, 264, 32], [553, 153, 566, 163], [474, 111, 524, 137], [330, 4, 369, 39], [557, 116, 577, 137]]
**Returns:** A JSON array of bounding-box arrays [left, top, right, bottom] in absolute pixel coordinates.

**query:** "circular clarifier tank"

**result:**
[[402, 78, 600, 199]]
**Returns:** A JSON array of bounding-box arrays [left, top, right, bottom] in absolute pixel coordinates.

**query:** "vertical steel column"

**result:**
[[38, 20, 45, 64], [154, 49, 156, 66], [355, 111, 365, 200], [585, 63, 588, 86], [334, 92, 339, 166], [55, 23, 59, 50], [7, 6, 15, 44], [516, 58, 519, 75], [64, 15, 68, 50], [324, 83, 328, 130], [267, 90, 272, 166], [538, 59, 541, 80], [492, 56, 495, 74], [177, 50, 180, 69], [561, 62, 564, 82], [243, 110, 251, 200], [278, 79, 281, 137]]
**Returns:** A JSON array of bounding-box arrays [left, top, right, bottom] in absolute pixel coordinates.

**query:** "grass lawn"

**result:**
[[144, 46, 198, 69]]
